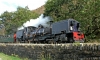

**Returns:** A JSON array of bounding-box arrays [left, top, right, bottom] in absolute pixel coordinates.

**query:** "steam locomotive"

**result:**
[[16, 19, 85, 43]]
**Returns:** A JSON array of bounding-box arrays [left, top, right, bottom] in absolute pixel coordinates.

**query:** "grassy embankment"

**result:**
[[0, 53, 28, 60]]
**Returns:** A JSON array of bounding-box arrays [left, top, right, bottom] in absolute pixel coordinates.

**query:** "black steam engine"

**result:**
[[16, 19, 85, 43]]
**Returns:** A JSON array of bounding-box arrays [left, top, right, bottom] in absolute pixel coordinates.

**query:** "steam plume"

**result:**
[[18, 14, 50, 30]]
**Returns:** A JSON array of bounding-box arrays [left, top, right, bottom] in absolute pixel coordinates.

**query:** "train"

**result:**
[[16, 19, 85, 43]]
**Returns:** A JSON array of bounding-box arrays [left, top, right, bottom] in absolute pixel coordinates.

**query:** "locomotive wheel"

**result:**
[[53, 40, 56, 44], [69, 38, 74, 43], [83, 39, 86, 43], [42, 41, 47, 44], [48, 40, 52, 44], [16, 39, 20, 43], [17, 39, 23, 43], [48, 40, 56, 44], [25, 40, 29, 43], [57, 40, 62, 44]]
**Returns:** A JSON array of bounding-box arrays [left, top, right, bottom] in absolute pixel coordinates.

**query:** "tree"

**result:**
[[0, 11, 14, 34], [44, 0, 100, 39], [13, 6, 39, 27], [0, 6, 39, 34]]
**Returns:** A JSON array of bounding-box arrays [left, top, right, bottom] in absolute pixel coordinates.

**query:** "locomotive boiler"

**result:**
[[16, 19, 85, 43]]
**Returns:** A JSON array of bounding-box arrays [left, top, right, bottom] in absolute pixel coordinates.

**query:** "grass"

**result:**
[[0, 53, 29, 60], [0, 53, 21, 60]]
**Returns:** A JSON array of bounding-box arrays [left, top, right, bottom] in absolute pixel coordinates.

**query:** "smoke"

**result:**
[[18, 14, 51, 30]]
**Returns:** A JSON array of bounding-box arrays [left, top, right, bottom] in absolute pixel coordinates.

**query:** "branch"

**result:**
[[85, 27, 100, 36]]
